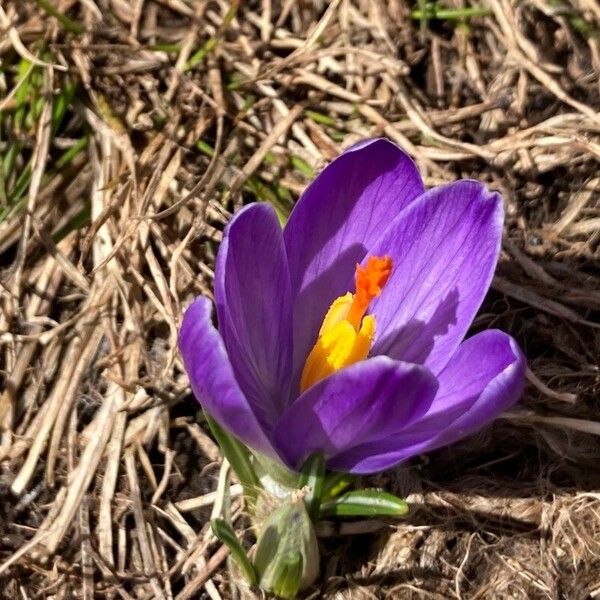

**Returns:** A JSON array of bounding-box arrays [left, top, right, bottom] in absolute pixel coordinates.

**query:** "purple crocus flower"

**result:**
[[180, 138, 526, 474]]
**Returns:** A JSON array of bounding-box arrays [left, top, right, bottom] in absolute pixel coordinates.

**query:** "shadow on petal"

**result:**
[[373, 287, 460, 372]]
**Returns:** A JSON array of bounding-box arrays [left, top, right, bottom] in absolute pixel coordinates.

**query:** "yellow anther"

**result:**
[[299, 255, 392, 393]]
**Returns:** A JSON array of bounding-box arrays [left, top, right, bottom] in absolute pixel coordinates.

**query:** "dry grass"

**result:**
[[0, 0, 599, 598]]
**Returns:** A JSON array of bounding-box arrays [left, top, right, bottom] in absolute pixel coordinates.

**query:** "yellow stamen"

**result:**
[[300, 255, 392, 392]]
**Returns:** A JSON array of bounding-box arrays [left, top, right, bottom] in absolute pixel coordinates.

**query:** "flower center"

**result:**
[[300, 255, 393, 392]]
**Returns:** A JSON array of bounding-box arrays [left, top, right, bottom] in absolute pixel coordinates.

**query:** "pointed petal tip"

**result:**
[[179, 295, 212, 351], [283, 137, 426, 381], [214, 199, 294, 423]]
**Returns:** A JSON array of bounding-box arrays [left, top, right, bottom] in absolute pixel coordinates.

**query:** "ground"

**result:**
[[0, 0, 599, 598]]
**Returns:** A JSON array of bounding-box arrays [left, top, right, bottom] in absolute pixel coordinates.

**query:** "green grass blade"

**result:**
[[55, 136, 88, 170], [3, 143, 21, 181], [211, 518, 257, 585], [305, 110, 338, 127], [52, 80, 77, 132], [186, 1, 239, 70], [195, 139, 215, 157], [411, 4, 491, 21], [290, 155, 315, 178]]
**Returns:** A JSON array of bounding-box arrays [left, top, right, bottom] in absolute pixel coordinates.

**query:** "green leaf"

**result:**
[[13, 59, 33, 132], [204, 412, 260, 505], [290, 155, 315, 178], [322, 472, 355, 502], [298, 453, 325, 520], [211, 519, 257, 586], [4, 137, 88, 221], [254, 499, 319, 598], [3, 142, 21, 181], [52, 80, 77, 133], [410, 3, 491, 21], [195, 139, 215, 157], [54, 136, 88, 170], [186, 1, 239, 70], [305, 110, 337, 127], [272, 551, 303, 599], [319, 489, 409, 518]]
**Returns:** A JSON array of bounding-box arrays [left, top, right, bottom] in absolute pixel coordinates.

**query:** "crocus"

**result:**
[[180, 138, 525, 475]]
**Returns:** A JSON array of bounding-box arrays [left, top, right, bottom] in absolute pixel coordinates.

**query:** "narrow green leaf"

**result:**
[[319, 489, 409, 518], [203, 411, 260, 504], [274, 204, 289, 227], [186, 37, 217, 70], [52, 80, 77, 133], [273, 551, 303, 599], [245, 176, 279, 205], [28, 96, 45, 124], [298, 453, 325, 520], [0, 201, 22, 225], [225, 72, 245, 91], [275, 183, 292, 203], [322, 472, 355, 502], [7, 162, 32, 204], [547, 0, 597, 38], [3, 143, 21, 181], [195, 139, 215, 157], [222, 0, 240, 28], [5, 137, 87, 216], [305, 110, 337, 127], [263, 151, 277, 166], [14, 59, 33, 131], [290, 155, 315, 178], [55, 136, 88, 170], [211, 519, 257, 586], [329, 129, 346, 142], [411, 4, 491, 21]]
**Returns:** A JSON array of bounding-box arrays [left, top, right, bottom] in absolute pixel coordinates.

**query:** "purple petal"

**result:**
[[272, 357, 438, 469], [328, 330, 525, 473], [215, 203, 293, 426], [179, 296, 276, 457], [368, 180, 503, 374], [283, 139, 425, 382], [418, 329, 526, 446]]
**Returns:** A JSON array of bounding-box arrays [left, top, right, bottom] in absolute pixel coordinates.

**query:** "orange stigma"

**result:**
[[347, 256, 393, 330], [300, 255, 393, 392]]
